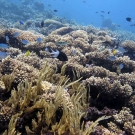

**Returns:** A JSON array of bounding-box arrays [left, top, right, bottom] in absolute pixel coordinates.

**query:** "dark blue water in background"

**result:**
[[6, 0, 135, 33]]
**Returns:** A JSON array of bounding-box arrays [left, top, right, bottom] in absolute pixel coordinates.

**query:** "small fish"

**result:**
[[114, 47, 125, 57], [72, 50, 76, 55], [112, 49, 117, 55], [117, 47, 125, 53], [19, 20, 24, 25], [126, 17, 132, 22], [50, 49, 59, 58], [45, 47, 49, 52], [0, 51, 7, 59], [5, 35, 9, 43], [0, 43, 9, 48], [95, 12, 98, 13], [130, 24, 135, 26], [101, 11, 105, 13], [41, 20, 44, 27], [13, 32, 20, 38], [108, 11, 110, 14], [54, 9, 58, 12], [86, 63, 95, 68], [25, 50, 30, 57], [109, 56, 116, 61], [48, 4, 51, 7], [50, 49, 68, 61], [119, 63, 124, 69], [37, 37, 43, 43], [108, 76, 114, 84], [22, 39, 29, 45], [100, 15, 104, 17], [133, 52, 135, 57], [56, 41, 68, 46], [83, 1, 86, 3]]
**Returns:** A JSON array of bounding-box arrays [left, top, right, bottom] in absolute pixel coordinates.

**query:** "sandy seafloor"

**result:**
[[1, 1, 135, 135]]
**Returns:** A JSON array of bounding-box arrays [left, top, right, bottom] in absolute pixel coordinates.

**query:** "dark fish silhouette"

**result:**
[[0, 51, 7, 60], [131, 24, 135, 26], [57, 51, 68, 61], [109, 56, 116, 61], [113, 24, 121, 27], [100, 15, 104, 17], [41, 20, 44, 27], [5, 35, 9, 43], [19, 20, 24, 25], [116, 24, 121, 27], [50, 49, 68, 61], [126, 17, 132, 22], [54, 10, 58, 12], [119, 63, 124, 69], [108, 11, 110, 14], [13, 32, 20, 37], [101, 11, 105, 13], [37, 37, 43, 43], [22, 39, 29, 45]]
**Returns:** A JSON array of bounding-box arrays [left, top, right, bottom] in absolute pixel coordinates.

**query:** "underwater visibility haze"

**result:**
[[1, 0, 135, 135], [10, 0, 135, 32]]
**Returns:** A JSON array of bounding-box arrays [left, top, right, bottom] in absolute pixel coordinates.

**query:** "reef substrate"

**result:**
[[1, 17, 135, 135]]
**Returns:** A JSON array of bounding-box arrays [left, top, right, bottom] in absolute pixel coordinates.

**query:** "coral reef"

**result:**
[[0, 63, 104, 135], [1, 2, 135, 134], [122, 40, 135, 50], [0, 101, 15, 131], [0, 57, 39, 84], [44, 19, 67, 28], [0, 28, 44, 48]]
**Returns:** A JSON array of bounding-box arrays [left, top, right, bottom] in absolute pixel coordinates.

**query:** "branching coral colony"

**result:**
[[1, 0, 135, 133], [0, 63, 110, 135], [1, 24, 135, 135]]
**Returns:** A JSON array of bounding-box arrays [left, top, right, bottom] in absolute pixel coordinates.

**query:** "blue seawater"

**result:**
[[0, 43, 9, 48], [2, 0, 135, 33], [42, 0, 135, 33]]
